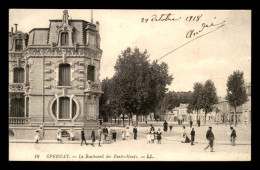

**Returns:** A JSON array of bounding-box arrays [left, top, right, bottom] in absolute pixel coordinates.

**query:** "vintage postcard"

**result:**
[[9, 9, 251, 161]]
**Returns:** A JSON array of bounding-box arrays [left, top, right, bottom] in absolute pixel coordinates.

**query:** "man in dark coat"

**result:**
[[204, 127, 215, 152], [133, 126, 138, 140], [190, 120, 193, 128], [81, 128, 88, 146], [190, 128, 195, 145], [230, 127, 237, 146], [163, 121, 168, 132], [91, 127, 95, 147], [150, 124, 155, 132], [198, 119, 200, 127], [103, 126, 108, 141]]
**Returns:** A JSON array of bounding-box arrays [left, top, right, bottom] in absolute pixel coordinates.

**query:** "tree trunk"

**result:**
[[196, 109, 199, 123], [128, 115, 130, 125], [136, 114, 139, 127], [234, 107, 237, 127], [204, 112, 207, 125], [118, 116, 119, 124], [115, 117, 116, 124], [123, 113, 125, 126]]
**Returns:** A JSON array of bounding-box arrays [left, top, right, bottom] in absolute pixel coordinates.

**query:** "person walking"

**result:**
[[198, 119, 201, 127], [126, 125, 130, 138], [204, 127, 215, 152], [230, 127, 237, 146], [147, 132, 151, 144], [190, 120, 193, 128], [133, 126, 138, 140], [69, 128, 75, 141], [112, 129, 117, 142], [81, 128, 88, 146], [150, 124, 155, 132], [190, 128, 195, 145], [103, 126, 108, 143], [98, 126, 102, 147], [163, 121, 168, 132], [57, 128, 62, 142], [122, 126, 126, 140], [157, 128, 162, 144], [91, 127, 95, 147]]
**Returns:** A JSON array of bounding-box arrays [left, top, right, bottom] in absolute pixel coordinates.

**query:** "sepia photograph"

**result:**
[[8, 9, 251, 161]]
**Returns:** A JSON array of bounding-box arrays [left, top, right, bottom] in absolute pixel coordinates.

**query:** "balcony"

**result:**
[[9, 83, 25, 92], [84, 80, 103, 94], [9, 117, 30, 126]]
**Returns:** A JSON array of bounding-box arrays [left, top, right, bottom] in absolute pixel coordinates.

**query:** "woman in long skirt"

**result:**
[[34, 129, 40, 143], [57, 128, 62, 142], [157, 128, 162, 144]]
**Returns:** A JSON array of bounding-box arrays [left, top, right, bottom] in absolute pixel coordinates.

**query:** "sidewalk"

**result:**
[[9, 138, 251, 145]]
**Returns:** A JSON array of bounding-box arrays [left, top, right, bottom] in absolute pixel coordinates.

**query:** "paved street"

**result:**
[[9, 124, 251, 161]]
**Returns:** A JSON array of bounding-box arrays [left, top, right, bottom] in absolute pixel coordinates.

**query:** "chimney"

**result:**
[[91, 10, 93, 24], [63, 10, 69, 24], [14, 24, 18, 33], [11, 27, 13, 34]]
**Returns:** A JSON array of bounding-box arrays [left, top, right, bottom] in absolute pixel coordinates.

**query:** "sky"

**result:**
[[9, 9, 251, 97]]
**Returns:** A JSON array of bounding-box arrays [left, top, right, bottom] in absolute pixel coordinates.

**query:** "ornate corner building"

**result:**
[[9, 10, 103, 140]]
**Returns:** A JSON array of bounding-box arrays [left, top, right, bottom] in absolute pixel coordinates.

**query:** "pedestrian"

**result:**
[[163, 120, 168, 132], [198, 119, 200, 127], [112, 129, 117, 142], [150, 129, 155, 143], [69, 128, 74, 141], [204, 126, 215, 152], [178, 119, 180, 125], [133, 126, 138, 140], [147, 132, 151, 144], [81, 128, 88, 146], [150, 124, 155, 132], [91, 127, 95, 147], [157, 128, 162, 144], [180, 119, 182, 124], [181, 126, 190, 143], [57, 127, 62, 142], [98, 126, 102, 147], [34, 129, 40, 144], [190, 120, 193, 128], [230, 127, 237, 146], [103, 126, 108, 142], [126, 125, 130, 138], [190, 128, 195, 145], [122, 126, 126, 140]]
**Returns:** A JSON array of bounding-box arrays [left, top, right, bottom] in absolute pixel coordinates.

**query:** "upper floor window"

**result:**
[[58, 63, 71, 86], [87, 65, 95, 82], [61, 32, 69, 46], [15, 39, 23, 51], [13, 67, 24, 83]]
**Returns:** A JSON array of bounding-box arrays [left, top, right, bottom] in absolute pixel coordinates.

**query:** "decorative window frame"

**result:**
[[49, 95, 81, 123], [56, 60, 73, 88]]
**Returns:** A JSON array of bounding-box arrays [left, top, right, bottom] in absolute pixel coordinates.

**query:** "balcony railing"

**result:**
[[9, 83, 25, 92], [9, 117, 30, 125]]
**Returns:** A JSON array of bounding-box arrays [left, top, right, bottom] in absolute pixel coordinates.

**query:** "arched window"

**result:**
[[13, 67, 24, 83], [51, 97, 77, 120], [15, 39, 23, 51], [58, 64, 71, 86], [87, 65, 95, 82], [10, 97, 24, 117], [61, 32, 69, 45]]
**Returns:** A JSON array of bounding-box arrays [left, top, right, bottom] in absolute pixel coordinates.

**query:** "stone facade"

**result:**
[[9, 10, 103, 140]]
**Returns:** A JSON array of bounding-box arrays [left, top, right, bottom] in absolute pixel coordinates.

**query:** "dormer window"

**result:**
[[61, 32, 69, 46], [15, 39, 23, 51]]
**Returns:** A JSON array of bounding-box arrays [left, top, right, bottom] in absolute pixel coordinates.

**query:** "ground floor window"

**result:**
[[10, 98, 24, 117], [52, 97, 77, 120]]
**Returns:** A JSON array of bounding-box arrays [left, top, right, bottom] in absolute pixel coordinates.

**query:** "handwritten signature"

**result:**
[[186, 20, 226, 38]]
